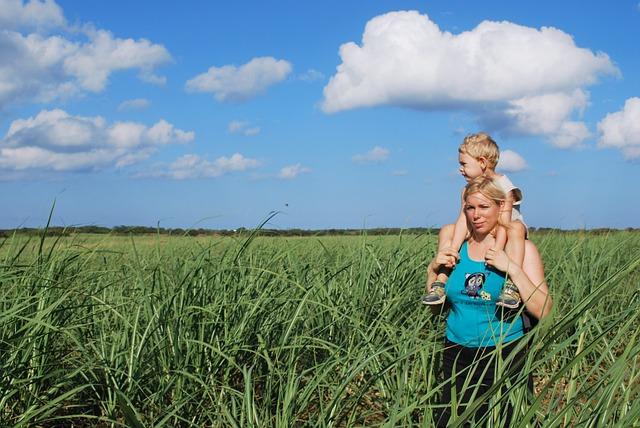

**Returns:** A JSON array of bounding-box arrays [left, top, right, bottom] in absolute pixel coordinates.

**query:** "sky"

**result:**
[[0, 0, 639, 230]]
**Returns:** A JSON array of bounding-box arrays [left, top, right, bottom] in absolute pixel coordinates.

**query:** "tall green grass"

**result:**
[[0, 229, 638, 426]]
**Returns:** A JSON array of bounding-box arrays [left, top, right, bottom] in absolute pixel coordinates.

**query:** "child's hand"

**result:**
[[484, 248, 511, 273], [435, 248, 459, 269]]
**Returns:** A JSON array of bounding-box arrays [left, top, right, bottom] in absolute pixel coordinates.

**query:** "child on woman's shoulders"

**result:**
[[422, 132, 527, 309]]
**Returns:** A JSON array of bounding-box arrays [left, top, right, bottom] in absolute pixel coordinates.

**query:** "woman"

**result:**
[[427, 176, 552, 426]]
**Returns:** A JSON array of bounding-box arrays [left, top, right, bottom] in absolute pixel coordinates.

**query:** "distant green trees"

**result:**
[[0, 225, 635, 238]]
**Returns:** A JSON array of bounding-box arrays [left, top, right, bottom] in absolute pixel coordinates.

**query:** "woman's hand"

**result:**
[[484, 248, 513, 274]]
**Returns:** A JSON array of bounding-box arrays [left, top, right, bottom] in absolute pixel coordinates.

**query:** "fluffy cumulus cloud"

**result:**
[[0, 109, 194, 171], [142, 153, 261, 180], [277, 163, 311, 179], [0, 0, 65, 31], [498, 90, 592, 148], [322, 11, 618, 147], [0, 1, 171, 109], [497, 149, 528, 172], [597, 97, 640, 159], [352, 146, 390, 163], [228, 120, 261, 136], [185, 56, 292, 102]]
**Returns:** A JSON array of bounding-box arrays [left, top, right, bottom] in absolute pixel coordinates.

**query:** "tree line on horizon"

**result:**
[[0, 225, 637, 238]]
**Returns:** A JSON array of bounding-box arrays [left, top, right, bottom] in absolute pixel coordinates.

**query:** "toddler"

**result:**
[[422, 132, 527, 309]]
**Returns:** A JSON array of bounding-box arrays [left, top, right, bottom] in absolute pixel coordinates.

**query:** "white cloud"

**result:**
[[497, 149, 528, 172], [0, 5, 171, 109], [298, 69, 324, 82], [392, 170, 408, 176], [500, 90, 591, 148], [352, 146, 390, 163], [228, 120, 261, 136], [185, 56, 292, 102], [0, 0, 65, 31], [597, 97, 640, 159], [118, 98, 151, 111], [138, 70, 167, 86], [0, 109, 193, 171], [277, 163, 311, 179], [322, 11, 617, 147], [548, 121, 591, 149], [143, 153, 261, 180], [63, 29, 171, 92], [146, 119, 193, 145]]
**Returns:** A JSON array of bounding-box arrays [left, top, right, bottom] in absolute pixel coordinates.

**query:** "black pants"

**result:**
[[435, 338, 533, 427]]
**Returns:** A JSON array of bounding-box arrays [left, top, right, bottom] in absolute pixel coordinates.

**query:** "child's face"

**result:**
[[458, 152, 485, 181]]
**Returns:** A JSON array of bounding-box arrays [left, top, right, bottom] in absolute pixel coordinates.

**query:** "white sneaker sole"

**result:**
[[496, 300, 520, 309], [421, 295, 446, 305]]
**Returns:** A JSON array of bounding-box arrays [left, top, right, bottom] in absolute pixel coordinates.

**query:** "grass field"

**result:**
[[0, 229, 639, 427]]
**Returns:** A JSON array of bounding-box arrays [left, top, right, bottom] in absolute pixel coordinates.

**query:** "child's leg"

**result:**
[[504, 220, 526, 267], [497, 221, 527, 309], [435, 224, 455, 285], [422, 224, 455, 305]]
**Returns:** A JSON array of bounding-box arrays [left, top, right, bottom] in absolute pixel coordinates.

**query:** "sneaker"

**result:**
[[496, 279, 521, 309], [421, 281, 446, 305]]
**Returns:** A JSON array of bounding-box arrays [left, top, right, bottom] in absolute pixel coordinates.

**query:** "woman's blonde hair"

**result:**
[[459, 132, 500, 169], [463, 176, 506, 206]]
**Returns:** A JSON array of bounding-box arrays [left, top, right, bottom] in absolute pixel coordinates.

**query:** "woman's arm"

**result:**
[[484, 242, 553, 320]]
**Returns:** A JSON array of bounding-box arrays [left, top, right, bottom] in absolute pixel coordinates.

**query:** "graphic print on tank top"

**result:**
[[462, 272, 492, 301]]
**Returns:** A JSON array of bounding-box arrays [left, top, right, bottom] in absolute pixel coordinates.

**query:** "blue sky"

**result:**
[[1, 0, 639, 230]]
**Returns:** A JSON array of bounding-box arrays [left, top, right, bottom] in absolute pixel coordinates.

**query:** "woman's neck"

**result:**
[[466, 233, 495, 261], [468, 232, 495, 247]]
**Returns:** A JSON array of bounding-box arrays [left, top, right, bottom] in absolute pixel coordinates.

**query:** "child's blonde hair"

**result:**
[[459, 132, 500, 169]]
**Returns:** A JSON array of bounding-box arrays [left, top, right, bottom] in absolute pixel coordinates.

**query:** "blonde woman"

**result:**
[[428, 176, 552, 426]]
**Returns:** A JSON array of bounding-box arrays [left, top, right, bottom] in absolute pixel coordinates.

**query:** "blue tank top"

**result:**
[[445, 242, 524, 347]]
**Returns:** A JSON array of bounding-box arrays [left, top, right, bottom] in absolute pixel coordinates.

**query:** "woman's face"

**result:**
[[464, 192, 501, 235]]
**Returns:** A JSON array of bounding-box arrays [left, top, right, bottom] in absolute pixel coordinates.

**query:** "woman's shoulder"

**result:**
[[458, 240, 469, 256]]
